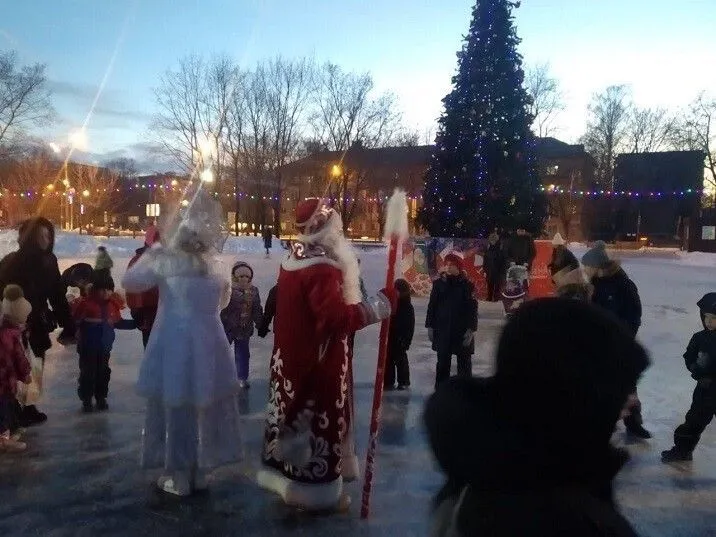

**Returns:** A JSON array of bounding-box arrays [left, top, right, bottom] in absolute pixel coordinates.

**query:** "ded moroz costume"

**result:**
[[257, 198, 397, 512]]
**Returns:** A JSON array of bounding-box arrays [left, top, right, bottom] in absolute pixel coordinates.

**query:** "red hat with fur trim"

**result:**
[[295, 198, 322, 229], [444, 253, 464, 271]]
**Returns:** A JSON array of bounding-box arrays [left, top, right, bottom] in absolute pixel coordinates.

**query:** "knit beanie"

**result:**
[[90, 270, 115, 292], [581, 240, 611, 269], [232, 261, 254, 280], [494, 298, 649, 448], [2, 284, 32, 325]]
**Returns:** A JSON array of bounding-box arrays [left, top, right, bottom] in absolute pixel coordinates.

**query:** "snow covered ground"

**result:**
[[0, 230, 715, 536]]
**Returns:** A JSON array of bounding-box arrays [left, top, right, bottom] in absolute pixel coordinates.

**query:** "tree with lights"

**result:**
[[419, 0, 546, 238]]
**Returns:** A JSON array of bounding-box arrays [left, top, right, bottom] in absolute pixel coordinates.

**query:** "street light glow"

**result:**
[[331, 164, 342, 178], [47, 184, 55, 191], [181, 199, 189, 207], [69, 129, 88, 151], [82, 189, 90, 197], [200, 169, 214, 183]]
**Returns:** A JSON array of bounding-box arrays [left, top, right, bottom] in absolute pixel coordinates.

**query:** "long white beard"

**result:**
[[297, 211, 362, 305]]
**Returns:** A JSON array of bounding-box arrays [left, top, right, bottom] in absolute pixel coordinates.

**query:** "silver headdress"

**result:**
[[164, 186, 228, 254]]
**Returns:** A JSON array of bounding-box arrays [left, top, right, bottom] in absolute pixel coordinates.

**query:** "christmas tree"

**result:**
[[419, 0, 546, 238]]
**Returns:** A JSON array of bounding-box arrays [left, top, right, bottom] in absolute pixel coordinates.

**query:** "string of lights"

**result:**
[[0, 186, 704, 201]]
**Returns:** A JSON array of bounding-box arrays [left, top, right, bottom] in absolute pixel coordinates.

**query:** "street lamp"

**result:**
[[331, 164, 342, 178]]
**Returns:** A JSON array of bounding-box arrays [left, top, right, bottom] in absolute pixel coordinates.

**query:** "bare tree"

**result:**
[[0, 51, 55, 151], [671, 93, 716, 196], [626, 107, 675, 153], [525, 63, 565, 138], [152, 55, 237, 176], [103, 157, 138, 181], [69, 164, 120, 226], [311, 63, 404, 232], [546, 171, 581, 240], [581, 85, 632, 189]]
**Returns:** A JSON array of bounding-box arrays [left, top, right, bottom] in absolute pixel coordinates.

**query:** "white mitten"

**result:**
[[362, 291, 393, 324]]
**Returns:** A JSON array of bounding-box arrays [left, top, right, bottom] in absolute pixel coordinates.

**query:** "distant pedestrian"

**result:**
[[483, 232, 505, 302], [262, 226, 273, 258], [94, 246, 113, 279]]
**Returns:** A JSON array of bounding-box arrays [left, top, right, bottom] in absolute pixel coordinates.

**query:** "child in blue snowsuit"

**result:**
[[220, 262, 262, 388]]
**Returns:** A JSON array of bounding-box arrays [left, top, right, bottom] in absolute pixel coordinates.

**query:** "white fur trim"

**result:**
[[341, 454, 360, 482], [287, 211, 362, 305], [257, 467, 343, 510], [383, 189, 409, 241], [281, 254, 342, 272]]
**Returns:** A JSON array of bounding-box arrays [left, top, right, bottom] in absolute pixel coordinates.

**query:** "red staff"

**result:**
[[361, 189, 409, 519]]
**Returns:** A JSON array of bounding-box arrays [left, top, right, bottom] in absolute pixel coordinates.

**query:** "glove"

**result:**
[[462, 329, 474, 347], [363, 288, 397, 324], [427, 328, 434, 343]]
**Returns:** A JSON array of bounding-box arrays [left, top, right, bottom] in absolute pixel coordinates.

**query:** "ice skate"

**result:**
[[96, 398, 109, 411]]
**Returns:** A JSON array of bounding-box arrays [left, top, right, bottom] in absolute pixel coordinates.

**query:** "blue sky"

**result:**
[[3, 0, 715, 170]]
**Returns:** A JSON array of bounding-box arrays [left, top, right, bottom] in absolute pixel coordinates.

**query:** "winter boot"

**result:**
[[20, 405, 47, 426], [661, 447, 693, 463], [96, 398, 109, 411], [626, 423, 652, 440], [82, 400, 93, 413]]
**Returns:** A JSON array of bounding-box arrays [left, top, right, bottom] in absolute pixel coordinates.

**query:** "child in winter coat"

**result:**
[[94, 246, 114, 278], [220, 262, 262, 388], [662, 293, 716, 463], [71, 271, 132, 412], [385, 279, 415, 390], [0, 285, 31, 452]]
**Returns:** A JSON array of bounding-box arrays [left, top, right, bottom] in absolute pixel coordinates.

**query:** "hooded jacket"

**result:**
[[684, 292, 716, 379], [590, 262, 642, 336], [0, 217, 74, 355]]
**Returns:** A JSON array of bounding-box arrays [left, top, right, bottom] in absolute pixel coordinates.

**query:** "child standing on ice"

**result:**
[[385, 279, 415, 391], [0, 285, 31, 452], [662, 293, 716, 463], [220, 262, 262, 389], [71, 271, 132, 412], [122, 189, 242, 497]]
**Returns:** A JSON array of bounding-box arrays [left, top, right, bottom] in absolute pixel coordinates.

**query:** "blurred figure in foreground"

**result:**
[[425, 298, 649, 537]]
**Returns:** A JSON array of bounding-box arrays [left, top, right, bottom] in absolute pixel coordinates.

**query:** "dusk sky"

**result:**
[[3, 0, 715, 171]]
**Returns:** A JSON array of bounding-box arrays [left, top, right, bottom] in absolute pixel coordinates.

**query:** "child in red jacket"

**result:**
[[0, 285, 32, 452], [72, 271, 132, 413]]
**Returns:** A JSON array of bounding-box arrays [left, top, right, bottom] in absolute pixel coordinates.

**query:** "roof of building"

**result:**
[[280, 138, 591, 177], [615, 150, 705, 190]]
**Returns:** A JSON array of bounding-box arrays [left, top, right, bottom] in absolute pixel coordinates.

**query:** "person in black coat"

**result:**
[[0, 217, 76, 426], [385, 279, 415, 390], [262, 226, 273, 257], [662, 293, 716, 463], [257, 284, 277, 338], [582, 241, 650, 439], [483, 232, 505, 302], [503, 227, 537, 271], [426, 254, 478, 390], [425, 298, 649, 537]]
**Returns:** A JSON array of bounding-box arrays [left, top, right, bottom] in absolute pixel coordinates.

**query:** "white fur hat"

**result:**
[[2, 284, 32, 325], [552, 233, 566, 246]]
